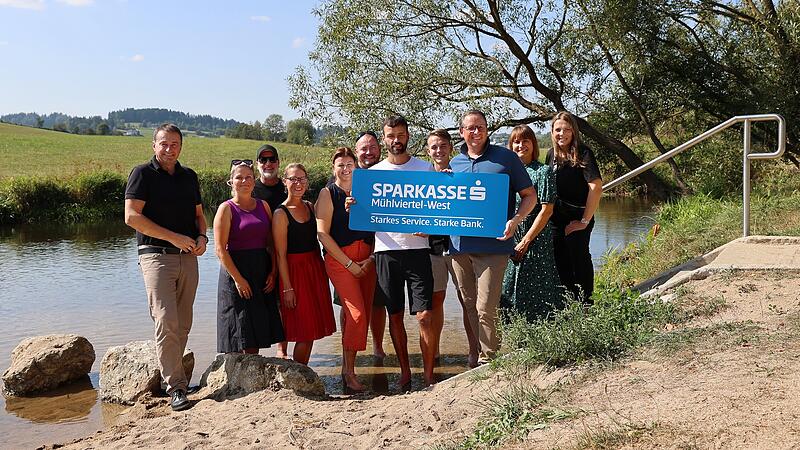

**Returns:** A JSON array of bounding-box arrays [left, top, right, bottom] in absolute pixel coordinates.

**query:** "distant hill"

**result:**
[[0, 108, 243, 137]]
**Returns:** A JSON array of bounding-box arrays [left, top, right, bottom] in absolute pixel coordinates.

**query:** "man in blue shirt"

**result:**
[[449, 110, 537, 365]]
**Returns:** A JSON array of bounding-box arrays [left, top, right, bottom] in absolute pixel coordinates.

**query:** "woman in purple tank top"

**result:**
[[213, 161, 285, 353]]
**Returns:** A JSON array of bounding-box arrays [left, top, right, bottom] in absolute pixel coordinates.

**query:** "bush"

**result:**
[[70, 171, 126, 204], [500, 288, 676, 368]]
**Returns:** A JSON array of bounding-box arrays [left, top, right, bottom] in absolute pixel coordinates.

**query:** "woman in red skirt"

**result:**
[[272, 163, 336, 364]]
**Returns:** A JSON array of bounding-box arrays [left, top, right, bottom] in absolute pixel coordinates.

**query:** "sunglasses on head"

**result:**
[[231, 159, 253, 167], [258, 155, 279, 163]]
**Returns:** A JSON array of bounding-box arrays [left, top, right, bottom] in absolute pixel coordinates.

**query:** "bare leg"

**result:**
[[371, 305, 387, 358], [429, 291, 446, 361], [277, 341, 289, 359], [387, 312, 411, 387], [417, 309, 438, 385], [293, 341, 314, 365], [243, 347, 259, 355], [343, 349, 365, 391]]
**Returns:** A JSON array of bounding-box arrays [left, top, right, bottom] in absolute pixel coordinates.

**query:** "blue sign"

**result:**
[[349, 169, 510, 237]]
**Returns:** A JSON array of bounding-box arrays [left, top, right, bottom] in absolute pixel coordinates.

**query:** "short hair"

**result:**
[[355, 130, 378, 143], [382, 115, 408, 131], [331, 147, 357, 165], [153, 123, 183, 144], [427, 129, 452, 143], [550, 111, 583, 166], [460, 110, 487, 128], [508, 125, 539, 161], [283, 162, 308, 177]]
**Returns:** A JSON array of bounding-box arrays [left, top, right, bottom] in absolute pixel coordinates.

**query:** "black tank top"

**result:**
[[327, 183, 374, 249], [278, 202, 319, 254]]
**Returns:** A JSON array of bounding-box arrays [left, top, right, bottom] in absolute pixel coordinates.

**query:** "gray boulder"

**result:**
[[2, 334, 95, 396], [99, 340, 194, 405], [200, 354, 325, 399]]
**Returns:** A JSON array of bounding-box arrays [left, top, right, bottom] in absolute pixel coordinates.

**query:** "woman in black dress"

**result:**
[[546, 112, 603, 302]]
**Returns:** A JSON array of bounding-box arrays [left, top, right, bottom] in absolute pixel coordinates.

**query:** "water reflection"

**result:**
[[0, 196, 655, 448], [4, 377, 97, 424]]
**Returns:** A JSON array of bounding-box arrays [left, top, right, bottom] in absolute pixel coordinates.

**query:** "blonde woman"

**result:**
[[213, 160, 284, 354], [546, 112, 603, 301]]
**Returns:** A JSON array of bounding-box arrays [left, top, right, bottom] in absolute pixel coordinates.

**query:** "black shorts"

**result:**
[[374, 249, 433, 315]]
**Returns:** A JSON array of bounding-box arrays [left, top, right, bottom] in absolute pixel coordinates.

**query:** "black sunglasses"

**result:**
[[231, 159, 253, 167], [258, 155, 279, 163], [356, 130, 378, 142]]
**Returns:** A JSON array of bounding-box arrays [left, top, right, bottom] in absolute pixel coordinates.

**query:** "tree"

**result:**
[[96, 122, 111, 136], [285, 118, 315, 145], [263, 114, 287, 141], [289, 0, 799, 199], [35, 115, 44, 128]]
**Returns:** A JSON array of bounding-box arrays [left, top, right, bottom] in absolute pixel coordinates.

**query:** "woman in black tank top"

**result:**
[[315, 147, 377, 391], [272, 163, 336, 366]]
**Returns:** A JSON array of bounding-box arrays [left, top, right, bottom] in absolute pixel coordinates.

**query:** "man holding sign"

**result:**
[[449, 110, 538, 365], [370, 115, 438, 387]]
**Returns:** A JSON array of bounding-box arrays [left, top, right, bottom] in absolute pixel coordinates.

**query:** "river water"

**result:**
[[0, 197, 655, 449]]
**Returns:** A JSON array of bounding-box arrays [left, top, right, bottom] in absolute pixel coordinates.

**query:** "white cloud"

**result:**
[[250, 15, 271, 22], [130, 54, 144, 62], [56, 0, 94, 5], [291, 37, 306, 49], [0, 0, 45, 10]]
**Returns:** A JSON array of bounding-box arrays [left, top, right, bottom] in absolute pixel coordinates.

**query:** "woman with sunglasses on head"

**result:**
[[316, 147, 376, 391], [272, 163, 336, 365], [501, 126, 562, 322], [213, 160, 285, 355], [546, 112, 603, 302]]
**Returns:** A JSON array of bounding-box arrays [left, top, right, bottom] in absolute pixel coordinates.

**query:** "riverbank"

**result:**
[[46, 268, 800, 449], [43, 163, 800, 449]]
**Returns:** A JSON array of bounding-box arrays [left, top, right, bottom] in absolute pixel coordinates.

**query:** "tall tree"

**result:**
[[290, 0, 799, 198], [263, 114, 287, 141], [285, 118, 315, 145]]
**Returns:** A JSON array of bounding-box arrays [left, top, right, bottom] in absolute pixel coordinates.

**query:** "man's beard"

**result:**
[[387, 142, 407, 155]]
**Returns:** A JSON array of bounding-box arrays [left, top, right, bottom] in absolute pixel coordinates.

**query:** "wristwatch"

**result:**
[[579, 217, 590, 225]]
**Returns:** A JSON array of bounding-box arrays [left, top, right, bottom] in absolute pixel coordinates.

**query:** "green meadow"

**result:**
[[0, 123, 336, 224], [0, 122, 332, 178]]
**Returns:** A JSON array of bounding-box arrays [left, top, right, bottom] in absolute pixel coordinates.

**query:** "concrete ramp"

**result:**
[[637, 236, 800, 297]]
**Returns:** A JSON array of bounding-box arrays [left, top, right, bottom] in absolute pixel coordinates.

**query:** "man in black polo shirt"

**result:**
[[124, 123, 207, 412], [252, 144, 287, 212]]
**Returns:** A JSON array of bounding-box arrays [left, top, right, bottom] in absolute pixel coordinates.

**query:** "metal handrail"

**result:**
[[602, 114, 786, 236]]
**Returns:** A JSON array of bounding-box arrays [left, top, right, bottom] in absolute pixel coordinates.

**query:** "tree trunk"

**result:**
[[575, 116, 675, 201]]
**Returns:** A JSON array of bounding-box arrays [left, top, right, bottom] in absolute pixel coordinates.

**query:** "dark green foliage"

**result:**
[[499, 289, 676, 368]]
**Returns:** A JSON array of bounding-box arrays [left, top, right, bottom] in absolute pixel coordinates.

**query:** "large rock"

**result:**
[[2, 334, 95, 396], [199, 354, 325, 399], [99, 340, 194, 405]]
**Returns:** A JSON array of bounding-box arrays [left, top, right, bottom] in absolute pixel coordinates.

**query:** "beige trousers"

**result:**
[[138, 253, 198, 393], [450, 253, 509, 362]]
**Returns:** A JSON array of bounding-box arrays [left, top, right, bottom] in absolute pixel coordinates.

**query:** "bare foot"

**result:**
[[343, 373, 365, 392], [276, 351, 290, 360], [398, 371, 412, 390], [424, 374, 436, 386], [373, 347, 386, 359], [468, 353, 479, 368]]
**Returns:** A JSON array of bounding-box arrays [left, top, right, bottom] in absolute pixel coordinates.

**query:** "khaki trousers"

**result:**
[[451, 253, 509, 362], [138, 252, 198, 393]]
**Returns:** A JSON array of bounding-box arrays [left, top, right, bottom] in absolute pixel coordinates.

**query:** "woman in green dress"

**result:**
[[501, 125, 563, 322]]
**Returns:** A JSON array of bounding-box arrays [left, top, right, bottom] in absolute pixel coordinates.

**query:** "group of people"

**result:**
[[123, 109, 602, 411]]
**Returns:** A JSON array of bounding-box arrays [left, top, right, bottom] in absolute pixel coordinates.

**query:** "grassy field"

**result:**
[[0, 123, 333, 178]]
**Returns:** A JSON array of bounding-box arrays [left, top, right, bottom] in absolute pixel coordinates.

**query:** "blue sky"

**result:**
[[0, 0, 319, 123]]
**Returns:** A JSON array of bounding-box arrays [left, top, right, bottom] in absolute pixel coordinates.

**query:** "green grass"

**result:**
[[0, 122, 332, 178], [596, 163, 800, 290], [0, 123, 336, 223], [431, 384, 578, 449]]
